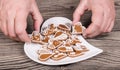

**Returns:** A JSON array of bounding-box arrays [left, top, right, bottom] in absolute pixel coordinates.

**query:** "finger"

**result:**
[[0, 11, 2, 31], [106, 1, 116, 32], [102, 6, 112, 32], [9, 37, 21, 42], [84, 23, 101, 38], [7, 11, 16, 38], [104, 18, 113, 32], [1, 19, 8, 36], [15, 11, 30, 42], [73, 0, 88, 24], [107, 20, 115, 32], [31, 2, 43, 32], [102, 12, 111, 33], [105, 11, 115, 32], [103, 1, 115, 32], [0, 19, 1, 31], [105, 10, 115, 32], [84, 6, 104, 38]]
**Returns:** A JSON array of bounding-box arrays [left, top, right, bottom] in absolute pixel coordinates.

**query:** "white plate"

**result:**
[[24, 17, 103, 65]]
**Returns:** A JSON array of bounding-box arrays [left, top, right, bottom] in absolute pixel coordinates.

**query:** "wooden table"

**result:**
[[0, 0, 120, 70]]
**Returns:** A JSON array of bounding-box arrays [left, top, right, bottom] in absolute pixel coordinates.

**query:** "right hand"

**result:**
[[0, 0, 43, 42], [73, 0, 115, 38]]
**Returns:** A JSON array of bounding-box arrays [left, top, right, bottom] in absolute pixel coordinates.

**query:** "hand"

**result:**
[[0, 0, 43, 42], [73, 0, 115, 38]]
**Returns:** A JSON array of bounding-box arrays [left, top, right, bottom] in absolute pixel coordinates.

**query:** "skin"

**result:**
[[73, 0, 115, 38], [0, 0, 43, 42], [0, 0, 115, 42]]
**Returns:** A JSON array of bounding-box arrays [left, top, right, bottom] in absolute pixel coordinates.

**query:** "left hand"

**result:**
[[73, 0, 116, 38]]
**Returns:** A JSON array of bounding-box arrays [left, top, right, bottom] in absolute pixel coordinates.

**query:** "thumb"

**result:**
[[31, 1, 43, 32], [73, 0, 88, 24]]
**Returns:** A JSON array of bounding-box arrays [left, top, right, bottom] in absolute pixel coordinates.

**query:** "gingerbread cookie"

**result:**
[[68, 51, 84, 57], [72, 22, 83, 35], [58, 46, 73, 52], [48, 40, 62, 50], [58, 24, 70, 31], [51, 53, 67, 60]]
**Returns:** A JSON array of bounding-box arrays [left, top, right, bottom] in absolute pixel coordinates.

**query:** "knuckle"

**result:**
[[16, 29, 23, 35], [99, 27, 104, 33], [1, 28, 8, 36], [6, 11, 12, 16], [3, 31, 8, 36], [9, 33, 16, 38], [94, 24, 104, 33], [94, 24, 101, 29], [107, 8, 111, 14], [107, 29, 112, 32]]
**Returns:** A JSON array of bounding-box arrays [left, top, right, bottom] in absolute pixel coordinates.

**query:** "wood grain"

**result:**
[[0, 0, 120, 70]]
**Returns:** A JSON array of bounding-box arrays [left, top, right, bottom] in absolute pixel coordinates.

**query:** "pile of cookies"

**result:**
[[31, 22, 89, 61]]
